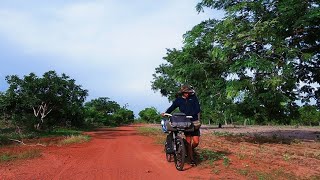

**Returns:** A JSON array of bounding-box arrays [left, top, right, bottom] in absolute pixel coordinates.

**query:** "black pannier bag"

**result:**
[[166, 113, 194, 132]]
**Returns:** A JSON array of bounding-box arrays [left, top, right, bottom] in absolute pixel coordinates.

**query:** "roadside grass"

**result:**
[[0, 128, 91, 163], [254, 168, 299, 180], [39, 128, 83, 137], [0, 149, 42, 163], [136, 126, 165, 145], [234, 167, 301, 180], [197, 149, 226, 165], [212, 131, 235, 137], [0, 127, 86, 147], [58, 135, 90, 145]]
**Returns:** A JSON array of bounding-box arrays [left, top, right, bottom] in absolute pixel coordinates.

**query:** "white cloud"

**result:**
[[0, 0, 219, 114]]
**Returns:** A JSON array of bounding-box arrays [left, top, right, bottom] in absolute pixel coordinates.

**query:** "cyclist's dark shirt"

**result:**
[[165, 94, 200, 121]]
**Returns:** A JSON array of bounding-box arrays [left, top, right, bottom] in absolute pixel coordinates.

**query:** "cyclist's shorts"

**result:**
[[184, 129, 200, 136]]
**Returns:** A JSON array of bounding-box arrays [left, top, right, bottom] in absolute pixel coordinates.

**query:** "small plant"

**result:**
[[212, 167, 220, 175], [223, 156, 230, 167], [240, 144, 246, 151], [58, 135, 90, 145], [236, 153, 247, 160], [0, 153, 11, 162], [238, 169, 249, 176], [291, 138, 301, 144], [282, 153, 291, 161]]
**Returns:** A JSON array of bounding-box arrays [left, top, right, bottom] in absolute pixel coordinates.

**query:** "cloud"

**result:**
[[0, 0, 219, 114]]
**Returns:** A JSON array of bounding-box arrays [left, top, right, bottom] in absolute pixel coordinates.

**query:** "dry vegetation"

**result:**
[[0, 134, 90, 163], [140, 124, 320, 180]]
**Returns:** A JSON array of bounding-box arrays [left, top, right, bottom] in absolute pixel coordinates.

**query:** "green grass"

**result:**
[[38, 128, 83, 137], [0, 127, 85, 146], [198, 149, 226, 165], [136, 127, 162, 135], [223, 156, 230, 167], [58, 135, 90, 145], [254, 168, 298, 180], [212, 131, 234, 137], [0, 149, 42, 163]]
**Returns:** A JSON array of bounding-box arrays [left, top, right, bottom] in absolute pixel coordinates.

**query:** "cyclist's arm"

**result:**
[[165, 98, 179, 114]]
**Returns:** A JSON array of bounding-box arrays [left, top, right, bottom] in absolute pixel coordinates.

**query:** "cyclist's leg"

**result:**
[[185, 129, 200, 164], [192, 130, 200, 149], [185, 135, 194, 161]]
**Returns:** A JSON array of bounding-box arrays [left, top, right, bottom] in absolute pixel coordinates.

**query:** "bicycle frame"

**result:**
[[163, 113, 192, 171]]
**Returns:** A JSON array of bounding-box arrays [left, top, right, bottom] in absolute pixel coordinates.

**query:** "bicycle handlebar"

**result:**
[[162, 113, 193, 119]]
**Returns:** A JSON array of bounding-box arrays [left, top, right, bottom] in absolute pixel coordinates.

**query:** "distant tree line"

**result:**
[[138, 107, 161, 123], [0, 71, 134, 132], [151, 0, 320, 126]]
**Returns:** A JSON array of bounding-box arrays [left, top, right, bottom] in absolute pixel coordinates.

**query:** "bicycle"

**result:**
[[161, 113, 194, 171]]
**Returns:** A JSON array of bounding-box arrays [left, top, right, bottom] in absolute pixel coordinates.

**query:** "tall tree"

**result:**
[[152, 0, 319, 125], [3, 71, 88, 130]]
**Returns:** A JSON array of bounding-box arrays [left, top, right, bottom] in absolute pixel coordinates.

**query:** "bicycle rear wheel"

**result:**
[[174, 136, 186, 171]]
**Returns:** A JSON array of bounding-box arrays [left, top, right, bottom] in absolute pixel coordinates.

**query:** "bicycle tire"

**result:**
[[174, 136, 186, 171]]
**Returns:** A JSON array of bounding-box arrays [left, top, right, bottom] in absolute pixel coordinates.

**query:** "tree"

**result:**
[[138, 107, 161, 123], [84, 97, 134, 126], [298, 105, 320, 126], [3, 71, 88, 130], [152, 0, 320, 125], [113, 108, 135, 125]]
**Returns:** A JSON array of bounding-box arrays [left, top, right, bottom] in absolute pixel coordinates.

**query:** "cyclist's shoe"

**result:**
[[190, 160, 196, 166]]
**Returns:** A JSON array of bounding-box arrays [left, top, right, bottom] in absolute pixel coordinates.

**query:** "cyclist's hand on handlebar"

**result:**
[[161, 113, 172, 117]]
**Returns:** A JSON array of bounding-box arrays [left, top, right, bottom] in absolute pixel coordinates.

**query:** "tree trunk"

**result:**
[[224, 114, 227, 125], [33, 102, 52, 130]]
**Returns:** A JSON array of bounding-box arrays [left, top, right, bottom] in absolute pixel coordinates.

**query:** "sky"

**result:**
[[0, 0, 223, 116]]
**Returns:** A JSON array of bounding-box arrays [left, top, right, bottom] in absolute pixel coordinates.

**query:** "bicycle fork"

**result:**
[[173, 132, 183, 153]]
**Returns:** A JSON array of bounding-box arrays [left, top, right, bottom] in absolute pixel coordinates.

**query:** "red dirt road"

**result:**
[[0, 125, 212, 180]]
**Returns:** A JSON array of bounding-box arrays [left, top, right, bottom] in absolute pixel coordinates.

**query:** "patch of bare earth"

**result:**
[[197, 125, 320, 179], [145, 124, 320, 179]]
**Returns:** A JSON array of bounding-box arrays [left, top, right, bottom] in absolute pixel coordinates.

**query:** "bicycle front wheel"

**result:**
[[174, 136, 186, 171]]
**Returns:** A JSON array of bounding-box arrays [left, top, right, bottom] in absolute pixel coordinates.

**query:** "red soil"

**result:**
[[0, 125, 214, 180]]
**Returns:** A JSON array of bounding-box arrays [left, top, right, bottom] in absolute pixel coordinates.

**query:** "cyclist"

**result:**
[[161, 85, 201, 166]]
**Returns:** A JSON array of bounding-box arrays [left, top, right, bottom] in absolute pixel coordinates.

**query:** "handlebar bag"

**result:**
[[170, 113, 193, 129]]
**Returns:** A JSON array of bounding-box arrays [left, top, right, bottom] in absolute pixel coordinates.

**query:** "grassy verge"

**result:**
[[58, 135, 91, 145], [38, 128, 83, 137], [0, 128, 86, 146], [136, 126, 165, 145], [0, 149, 42, 163]]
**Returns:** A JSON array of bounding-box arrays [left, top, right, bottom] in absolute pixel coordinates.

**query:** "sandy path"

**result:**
[[0, 125, 212, 180]]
